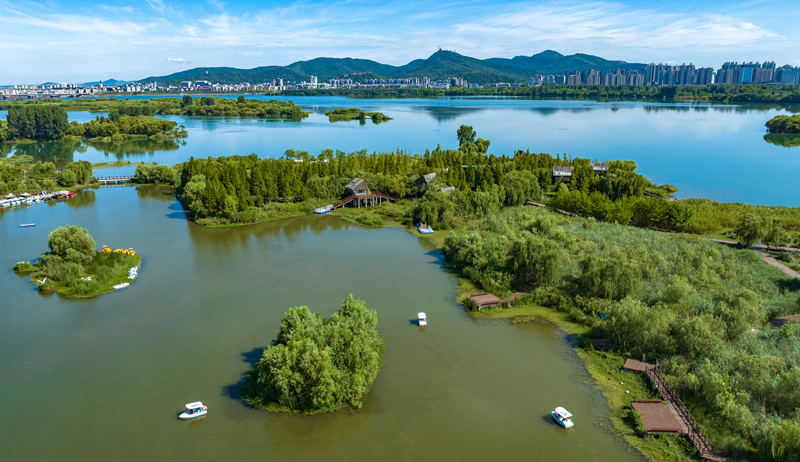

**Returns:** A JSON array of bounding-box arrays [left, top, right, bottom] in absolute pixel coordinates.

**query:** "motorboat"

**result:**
[[179, 401, 208, 419], [418, 312, 427, 326], [552, 407, 574, 428]]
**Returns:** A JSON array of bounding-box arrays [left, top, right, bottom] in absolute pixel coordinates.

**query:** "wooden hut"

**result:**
[[552, 166, 573, 182], [345, 178, 371, 196], [593, 161, 609, 175], [439, 186, 456, 194], [415, 173, 437, 188], [465, 293, 503, 310]]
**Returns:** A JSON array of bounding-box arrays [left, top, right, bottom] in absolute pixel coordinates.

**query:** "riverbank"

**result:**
[[409, 204, 800, 461], [410, 224, 700, 461]]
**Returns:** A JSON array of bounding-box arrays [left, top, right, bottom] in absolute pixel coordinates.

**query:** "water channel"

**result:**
[[0, 186, 644, 461], [3, 96, 800, 206]]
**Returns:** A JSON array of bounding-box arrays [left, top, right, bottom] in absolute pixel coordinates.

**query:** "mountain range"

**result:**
[[137, 50, 647, 86]]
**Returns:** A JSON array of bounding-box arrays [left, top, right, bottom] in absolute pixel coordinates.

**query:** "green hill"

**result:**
[[137, 50, 644, 86], [488, 50, 645, 74], [397, 50, 536, 83]]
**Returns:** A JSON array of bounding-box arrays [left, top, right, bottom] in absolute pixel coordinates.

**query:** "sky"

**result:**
[[1, 0, 799, 85]]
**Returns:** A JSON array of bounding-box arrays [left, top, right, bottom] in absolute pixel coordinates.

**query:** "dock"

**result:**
[[623, 359, 726, 461]]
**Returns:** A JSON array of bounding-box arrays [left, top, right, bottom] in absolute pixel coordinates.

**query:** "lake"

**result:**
[[2, 96, 799, 206], [0, 186, 645, 461]]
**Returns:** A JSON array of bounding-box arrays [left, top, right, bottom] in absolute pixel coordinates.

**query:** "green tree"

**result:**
[[242, 295, 385, 413], [47, 225, 96, 265], [734, 214, 764, 248], [457, 125, 476, 148]]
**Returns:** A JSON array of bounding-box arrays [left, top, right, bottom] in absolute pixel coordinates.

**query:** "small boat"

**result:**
[[552, 407, 574, 428], [418, 312, 427, 326], [179, 401, 208, 419], [113, 282, 130, 290], [20, 223, 36, 228], [314, 205, 333, 214]]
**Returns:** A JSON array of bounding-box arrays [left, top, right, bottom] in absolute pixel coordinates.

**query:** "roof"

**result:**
[[593, 161, 609, 170], [468, 293, 503, 307], [185, 401, 204, 409], [552, 166, 573, 176], [418, 312, 427, 318], [345, 178, 368, 191], [439, 186, 456, 193], [421, 173, 436, 183], [554, 407, 572, 418]]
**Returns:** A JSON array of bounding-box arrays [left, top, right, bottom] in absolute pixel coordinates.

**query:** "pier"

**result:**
[[624, 359, 726, 461]]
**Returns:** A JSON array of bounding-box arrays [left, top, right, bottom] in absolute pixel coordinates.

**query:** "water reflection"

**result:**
[[66, 189, 96, 208], [83, 138, 185, 160], [764, 133, 800, 148]]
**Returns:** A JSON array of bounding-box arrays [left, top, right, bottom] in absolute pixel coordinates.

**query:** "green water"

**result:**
[[0, 187, 643, 461]]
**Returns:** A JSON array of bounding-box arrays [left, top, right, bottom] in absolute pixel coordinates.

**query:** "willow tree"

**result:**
[[242, 295, 386, 414]]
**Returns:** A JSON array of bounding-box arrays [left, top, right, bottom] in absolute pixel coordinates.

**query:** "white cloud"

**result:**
[[166, 57, 190, 64]]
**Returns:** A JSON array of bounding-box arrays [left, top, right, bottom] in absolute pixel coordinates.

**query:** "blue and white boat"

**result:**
[[418, 224, 434, 234], [314, 205, 333, 214], [179, 401, 208, 420], [552, 407, 574, 428]]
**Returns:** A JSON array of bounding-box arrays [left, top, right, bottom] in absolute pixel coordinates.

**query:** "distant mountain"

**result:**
[[81, 79, 134, 87], [395, 50, 536, 82], [488, 50, 645, 74], [138, 50, 644, 86]]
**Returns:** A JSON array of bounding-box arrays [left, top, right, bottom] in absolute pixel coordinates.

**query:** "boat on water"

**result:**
[[418, 312, 427, 326], [20, 223, 36, 228], [314, 204, 334, 214], [552, 407, 574, 428], [179, 401, 208, 419], [113, 282, 130, 290]]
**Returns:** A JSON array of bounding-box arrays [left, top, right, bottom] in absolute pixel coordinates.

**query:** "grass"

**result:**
[[27, 252, 142, 299]]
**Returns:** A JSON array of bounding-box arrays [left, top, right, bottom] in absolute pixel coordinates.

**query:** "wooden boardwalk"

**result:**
[[624, 360, 726, 461], [331, 193, 397, 209]]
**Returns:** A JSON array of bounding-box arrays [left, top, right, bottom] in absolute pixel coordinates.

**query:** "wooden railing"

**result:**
[[646, 365, 722, 458]]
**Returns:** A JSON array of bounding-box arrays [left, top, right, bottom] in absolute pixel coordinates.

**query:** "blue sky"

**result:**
[[1, 0, 798, 84]]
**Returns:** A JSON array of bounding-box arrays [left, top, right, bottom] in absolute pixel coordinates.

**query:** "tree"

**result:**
[[511, 235, 564, 287], [242, 295, 386, 413], [457, 125, 476, 148], [6, 106, 69, 141], [47, 225, 96, 265], [733, 214, 764, 248]]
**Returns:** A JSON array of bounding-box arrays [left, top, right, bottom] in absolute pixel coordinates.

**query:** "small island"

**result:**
[[14, 225, 141, 298], [240, 295, 386, 414], [325, 107, 392, 123], [764, 114, 800, 147], [765, 114, 800, 134]]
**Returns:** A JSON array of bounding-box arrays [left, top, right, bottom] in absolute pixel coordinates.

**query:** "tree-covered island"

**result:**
[[0, 105, 185, 143], [13, 225, 141, 298], [241, 295, 385, 414], [765, 114, 800, 133], [0, 95, 309, 121], [325, 107, 392, 123]]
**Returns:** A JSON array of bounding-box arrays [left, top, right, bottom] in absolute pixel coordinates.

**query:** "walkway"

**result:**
[[623, 360, 726, 461]]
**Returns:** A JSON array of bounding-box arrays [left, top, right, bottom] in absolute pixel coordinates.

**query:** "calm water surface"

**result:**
[[0, 187, 643, 461], [2, 97, 799, 206]]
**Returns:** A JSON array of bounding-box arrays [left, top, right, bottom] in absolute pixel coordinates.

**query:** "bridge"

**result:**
[[331, 193, 397, 209], [96, 176, 134, 185]]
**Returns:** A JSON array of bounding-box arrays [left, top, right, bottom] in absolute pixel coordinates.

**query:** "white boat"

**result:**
[[113, 282, 130, 290], [418, 312, 427, 326], [552, 407, 574, 428], [179, 401, 208, 419]]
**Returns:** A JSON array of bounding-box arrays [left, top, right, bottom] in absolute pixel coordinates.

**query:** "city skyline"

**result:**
[[1, 0, 799, 84]]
